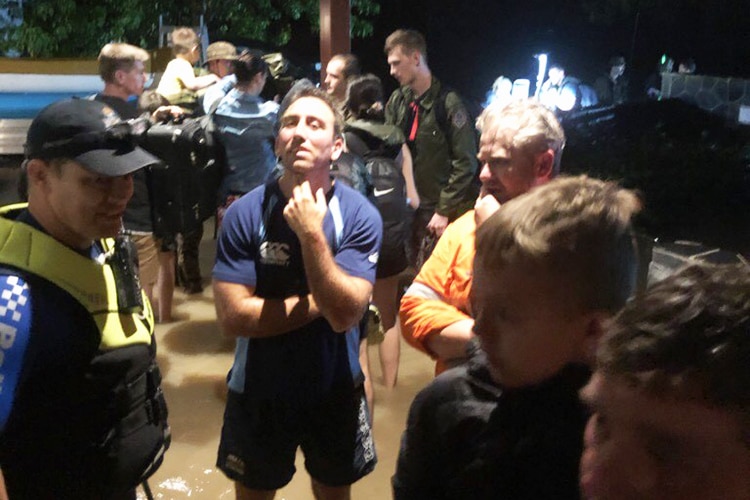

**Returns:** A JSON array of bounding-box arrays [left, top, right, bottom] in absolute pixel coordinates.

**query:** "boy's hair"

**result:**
[[345, 74, 385, 122], [234, 51, 269, 85], [597, 262, 750, 444], [330, 53, 361, 81], [137, 90, 169, 113], [98, 43, 150, 83], [170, 27, 199, 56], [384, 29, 427, 61], [476, 99, 566, 175], [280, 85, 344, 138], [475, 175, 641, 313]]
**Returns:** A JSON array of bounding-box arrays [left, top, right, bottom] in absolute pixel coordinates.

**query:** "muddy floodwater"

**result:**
[[137, 221, 435, 499]]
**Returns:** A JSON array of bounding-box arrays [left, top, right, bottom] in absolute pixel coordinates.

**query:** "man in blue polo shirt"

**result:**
[[212, 86, 382, 499]]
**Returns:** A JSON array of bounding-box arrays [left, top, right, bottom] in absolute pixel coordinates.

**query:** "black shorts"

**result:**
[[217, 387, 376, 490], [376, 241, 408, 278], [377, 217, 411, 279], [155, 234, 177, 252]]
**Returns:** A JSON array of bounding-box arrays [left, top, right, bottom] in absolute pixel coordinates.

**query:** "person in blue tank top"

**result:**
[[214, 51, 280, 229], [213, 86, 382, 499]]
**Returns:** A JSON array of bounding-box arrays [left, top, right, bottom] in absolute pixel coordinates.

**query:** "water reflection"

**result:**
[[162, 319, 234, 355]]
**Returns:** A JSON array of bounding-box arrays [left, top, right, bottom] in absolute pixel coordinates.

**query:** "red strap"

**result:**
[[408, 101, 420, 141]]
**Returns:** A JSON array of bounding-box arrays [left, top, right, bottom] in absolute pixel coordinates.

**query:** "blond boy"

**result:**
[[156, 27, 218, 111], [393, 175, 641, 499]]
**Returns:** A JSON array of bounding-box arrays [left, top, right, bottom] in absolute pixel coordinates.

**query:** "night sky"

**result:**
[[285, 0, 750, 103]]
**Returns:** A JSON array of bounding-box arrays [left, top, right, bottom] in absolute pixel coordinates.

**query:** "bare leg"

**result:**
[[133, 233, 159, 310], [373, 275, 400, 388], [141, 281, 155, 310], [235, 482, 276, 500], [0, 469, 8, 500], [311, 478, 351, 500], [156, 250, 175, 323]]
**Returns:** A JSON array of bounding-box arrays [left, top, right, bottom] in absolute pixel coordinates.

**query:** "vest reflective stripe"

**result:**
[[0, 204, 154, 350]]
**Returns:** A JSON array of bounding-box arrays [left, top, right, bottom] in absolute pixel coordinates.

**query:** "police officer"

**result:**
[[384, 29, 479, 265], [0, 98, 170, 499]]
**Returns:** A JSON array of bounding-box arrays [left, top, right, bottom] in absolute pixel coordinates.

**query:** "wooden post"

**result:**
[[319, 0, 350, 82]]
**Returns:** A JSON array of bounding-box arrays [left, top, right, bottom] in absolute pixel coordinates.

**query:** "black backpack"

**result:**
[[330, 151, 372, 197], [344, 129, 411, 263], [140, 107, 224, 237]]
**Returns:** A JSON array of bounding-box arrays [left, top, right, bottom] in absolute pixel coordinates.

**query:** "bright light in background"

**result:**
[[512, 79, 530, 100], [534, 53, 548, 98], [556, 86, 577, 111], [484, 76, 512, 107], [482, 54, 545, 107]]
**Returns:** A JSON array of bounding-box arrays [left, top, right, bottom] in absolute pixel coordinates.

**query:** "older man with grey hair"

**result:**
[[400, 98, 565, 375]]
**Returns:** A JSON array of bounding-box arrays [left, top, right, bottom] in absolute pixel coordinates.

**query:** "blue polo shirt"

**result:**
[[213, 180, 382, 403]]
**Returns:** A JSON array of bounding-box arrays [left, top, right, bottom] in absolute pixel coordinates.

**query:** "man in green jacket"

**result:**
[[384, 29, 478, 266]]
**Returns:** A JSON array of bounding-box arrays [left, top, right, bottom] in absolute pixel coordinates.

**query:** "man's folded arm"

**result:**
[[400, 291, 474, 361], [299, 229, 373, 333], [213, 280, 321, 338]]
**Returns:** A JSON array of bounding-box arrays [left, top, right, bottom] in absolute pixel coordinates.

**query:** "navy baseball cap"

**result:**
[[25, 98, 160, 176]]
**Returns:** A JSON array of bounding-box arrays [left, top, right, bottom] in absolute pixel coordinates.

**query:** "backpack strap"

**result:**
[[433, 86, 481, 149], [432, 86, 452, 141], [200, 93, 222, 134], [207, 94, 222, 116], [344, 129, 372, 159], [390, 88, 411, 139]]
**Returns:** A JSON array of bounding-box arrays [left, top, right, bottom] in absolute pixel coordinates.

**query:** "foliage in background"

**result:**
[[0, 0, 381, 57]]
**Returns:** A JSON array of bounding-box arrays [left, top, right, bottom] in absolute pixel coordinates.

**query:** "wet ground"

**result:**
[[139, 224, 434, 499], [0, 163, 436, 499]]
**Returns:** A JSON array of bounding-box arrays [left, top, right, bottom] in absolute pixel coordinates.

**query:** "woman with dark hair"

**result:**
[[214, 51, 279, 227], [344, 74, 419, 391]]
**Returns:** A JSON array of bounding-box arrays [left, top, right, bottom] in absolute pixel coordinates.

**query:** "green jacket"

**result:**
[[385, 77, 478, 220]]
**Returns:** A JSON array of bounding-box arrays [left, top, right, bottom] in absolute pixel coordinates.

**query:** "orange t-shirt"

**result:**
[[399, 211, 476, 374]]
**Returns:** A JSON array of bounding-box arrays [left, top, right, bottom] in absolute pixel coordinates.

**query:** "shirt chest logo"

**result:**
[[259, 241, 291, 266]]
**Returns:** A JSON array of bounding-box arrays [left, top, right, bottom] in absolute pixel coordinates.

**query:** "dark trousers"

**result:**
[[177, 225, 203, 290], [408, 207, 436, 271]]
